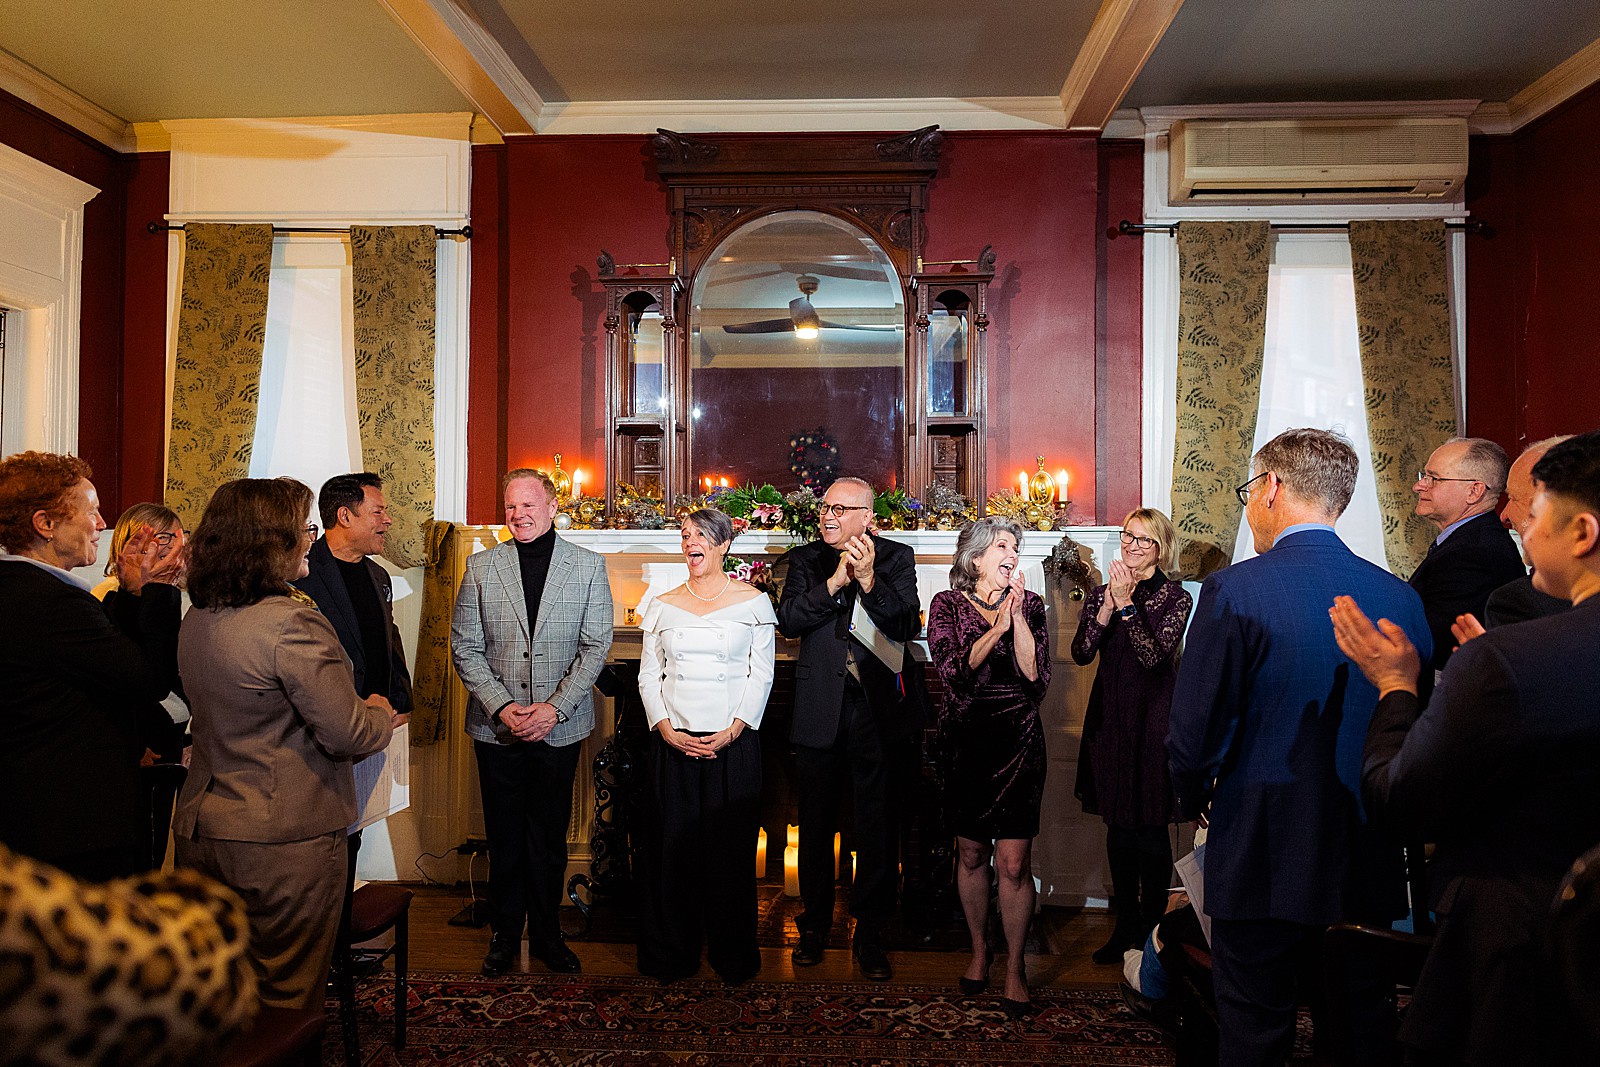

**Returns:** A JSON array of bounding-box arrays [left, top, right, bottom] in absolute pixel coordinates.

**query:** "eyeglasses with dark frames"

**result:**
[[1120, 531, 1157, 550], [304, 523, 320, 540], [819, 503, 871, 518], [152, 531, 178, 546], [1236, 470, 1272, 506], [1415, 470, 1482, 488]]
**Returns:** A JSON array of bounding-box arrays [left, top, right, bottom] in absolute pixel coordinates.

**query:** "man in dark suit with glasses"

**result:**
[[778, 476, 923, 981]]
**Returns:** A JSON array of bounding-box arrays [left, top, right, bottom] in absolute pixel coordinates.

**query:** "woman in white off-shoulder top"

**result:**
[[636, 508, 777, 984]]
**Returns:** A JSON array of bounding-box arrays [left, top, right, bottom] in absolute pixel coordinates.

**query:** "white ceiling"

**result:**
[[1, 0, 1598, 141]]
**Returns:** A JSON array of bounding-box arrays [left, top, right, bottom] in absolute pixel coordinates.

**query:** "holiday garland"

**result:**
[[788, 427, 840, 488]]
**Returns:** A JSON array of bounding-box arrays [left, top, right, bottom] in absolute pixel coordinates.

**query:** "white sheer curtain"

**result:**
[[1232, 234, 1387, 568], [248, 236, 362, 491]]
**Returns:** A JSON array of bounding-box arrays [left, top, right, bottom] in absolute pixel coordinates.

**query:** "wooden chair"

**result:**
[[219, 1004, 325, 1067], [333, 883, 414, 1064]]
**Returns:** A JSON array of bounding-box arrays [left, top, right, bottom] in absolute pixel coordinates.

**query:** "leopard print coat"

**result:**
[[0, 844, 257, 1066]]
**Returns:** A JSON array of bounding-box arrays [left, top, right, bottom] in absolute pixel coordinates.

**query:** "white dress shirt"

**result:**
[[638, 593, 777, 732]]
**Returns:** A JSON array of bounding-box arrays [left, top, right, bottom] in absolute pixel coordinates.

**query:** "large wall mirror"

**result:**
[[688, 210, 906, 490]]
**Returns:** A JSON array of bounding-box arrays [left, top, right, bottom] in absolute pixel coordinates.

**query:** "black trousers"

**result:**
[[473, 738, 582, 943], [1211, 916, 1396, 1067], [793, 681, 900, 940], [635, 729, 762, 982]]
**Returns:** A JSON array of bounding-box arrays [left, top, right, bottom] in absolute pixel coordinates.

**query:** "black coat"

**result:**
[[1407, 511, 1525, 673], [1363, 593, 1600, 1066], [777, 534, 924, 748], [292, 537, 413, 714], [0, 561, 180, 866]]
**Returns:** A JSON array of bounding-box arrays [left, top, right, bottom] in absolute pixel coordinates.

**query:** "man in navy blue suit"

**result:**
[[1169, 428, 1432, 1067]]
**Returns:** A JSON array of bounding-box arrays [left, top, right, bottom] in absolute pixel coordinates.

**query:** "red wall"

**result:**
[[0, 89, 125, 512], [1467, 83, 1600, 450], [468, 131, 1143, 523]]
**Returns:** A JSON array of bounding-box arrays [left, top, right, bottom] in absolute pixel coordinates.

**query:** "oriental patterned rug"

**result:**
[[328, 970, 1181, 1065]]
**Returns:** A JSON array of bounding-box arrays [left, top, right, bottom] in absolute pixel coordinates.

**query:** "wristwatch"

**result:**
[[1118, 604, 1137, 620]]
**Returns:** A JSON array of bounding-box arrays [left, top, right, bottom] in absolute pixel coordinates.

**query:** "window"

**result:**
[[1230, 235, 1387, 568], [249, 236, 362, 490]]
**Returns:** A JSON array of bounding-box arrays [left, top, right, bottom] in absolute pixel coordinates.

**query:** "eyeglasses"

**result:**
[[152, 531, 178, 546], [819, 503, 871, 518], [304, 523, 320, 540], [1120, 531, 1157, 550], [1236, 471, 1272, 506], [1415, 470, 1482, 488]]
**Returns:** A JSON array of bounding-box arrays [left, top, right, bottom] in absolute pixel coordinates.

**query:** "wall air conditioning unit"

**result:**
[[1168, 116, 1468, 205]]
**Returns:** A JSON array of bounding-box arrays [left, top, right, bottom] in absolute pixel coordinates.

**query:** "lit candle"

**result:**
[[756, 828, 768, 880], [571, 469, 583, 498], [720, 477, 729, 488], [1057, 470, 1069, 497], [851, 851, 858, 882], [1019, 471, 1029, 497], [783, 824, 800, 896], [833, 832, 841, 879]]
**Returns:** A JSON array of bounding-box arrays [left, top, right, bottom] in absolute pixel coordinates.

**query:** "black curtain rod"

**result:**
[[148, 222, 472, 238], [1118, 219, 1487, 237]]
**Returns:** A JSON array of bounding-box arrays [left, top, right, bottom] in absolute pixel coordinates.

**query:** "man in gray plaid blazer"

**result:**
[[452, 468, 613, 976]]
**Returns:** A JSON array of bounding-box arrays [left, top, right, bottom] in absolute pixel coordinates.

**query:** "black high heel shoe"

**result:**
[[956, 947, 995, 995]]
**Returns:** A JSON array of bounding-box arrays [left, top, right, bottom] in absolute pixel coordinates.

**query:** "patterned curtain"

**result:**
[[164, 224, 273, 527], [1170, 221, 1272, 578], [409, 520, 461, 745], [351, 225, 436, 570], [1349, 220, 1457, 580]]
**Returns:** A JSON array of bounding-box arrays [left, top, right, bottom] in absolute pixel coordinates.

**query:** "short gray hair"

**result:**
[[1253, 428, 1358, 518], [1444, 436, 1510, 496], [686, 507, 735, 547], [949, 516, 1025, 593], [825, 476, 874, 505]]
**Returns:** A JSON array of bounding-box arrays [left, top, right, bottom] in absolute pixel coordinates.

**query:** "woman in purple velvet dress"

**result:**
[[927, 517, 1051, 1017], [1071, 507, 1191, 965]]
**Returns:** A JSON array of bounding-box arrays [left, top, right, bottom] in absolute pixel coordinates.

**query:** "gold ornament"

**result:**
[[1029, 456, 1057, 506], [545, 453, 573, 499]]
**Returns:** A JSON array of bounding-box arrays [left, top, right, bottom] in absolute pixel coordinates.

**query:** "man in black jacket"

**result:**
[[294, 473, 413, 717], [1407, 437, 1524, 675], [1331, 429, 1600, 1067], [778, 476, 923, 980], [1484, 435, 1572, 628]]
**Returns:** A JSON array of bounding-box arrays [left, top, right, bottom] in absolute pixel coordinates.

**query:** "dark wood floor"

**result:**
[[395, 883, 1126, 989]]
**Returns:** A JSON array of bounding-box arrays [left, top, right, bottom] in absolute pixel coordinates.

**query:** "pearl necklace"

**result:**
[[685, 573, 732, 602]]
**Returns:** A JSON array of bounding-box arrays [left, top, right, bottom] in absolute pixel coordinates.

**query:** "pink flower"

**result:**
[[731, 517, 750, 535], [753, 503, 782, 523], [731, 562, 754, 582]]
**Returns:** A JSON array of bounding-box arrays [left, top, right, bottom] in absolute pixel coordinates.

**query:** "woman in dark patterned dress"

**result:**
[[1071, 508, 1192, 964], [927, 517, 1052, 1017]]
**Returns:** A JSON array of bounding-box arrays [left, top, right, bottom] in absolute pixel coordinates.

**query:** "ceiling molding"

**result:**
[[1102, 108, 1146, 140], [534, 96, 1068, 136], [1500, 32, 1600, 132], [1467, 102, 1514, 136], [1059, 0, 1186, 132], [0, 47, 132, 152], [376, 0, 539, 136]]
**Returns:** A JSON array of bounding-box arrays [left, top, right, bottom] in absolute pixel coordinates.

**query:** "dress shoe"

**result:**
[[957, 976, 989, 995], [853, 940, 892, 981], [481, 933, 518, 977], [529, 936, 581, 974], [791, 929, 825, 967]]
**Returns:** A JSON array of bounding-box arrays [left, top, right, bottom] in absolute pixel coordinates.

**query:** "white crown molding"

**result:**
[[156, 112, 476, 149], [1102, 108, 1146, 140], [532, 96, 1069, 135], [0, 47, 133, 152], [1498, 33, 1600, 133], [413, 0, 544, 125], [1467, 102, 1514, 136]]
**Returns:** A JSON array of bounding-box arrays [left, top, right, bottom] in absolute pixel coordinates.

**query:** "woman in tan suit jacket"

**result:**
[[173, 478, 402, 1011]]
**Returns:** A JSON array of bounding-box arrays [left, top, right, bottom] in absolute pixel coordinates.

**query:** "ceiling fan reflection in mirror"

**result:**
[[720, 274, 898, 337]]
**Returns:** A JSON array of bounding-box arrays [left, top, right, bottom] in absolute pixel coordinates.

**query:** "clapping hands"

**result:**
[[1108, 559, 1136, 606], [117, 524, 186, 594]]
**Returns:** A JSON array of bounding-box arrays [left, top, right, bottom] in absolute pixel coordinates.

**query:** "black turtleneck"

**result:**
[[515, 526, 558, 633]]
